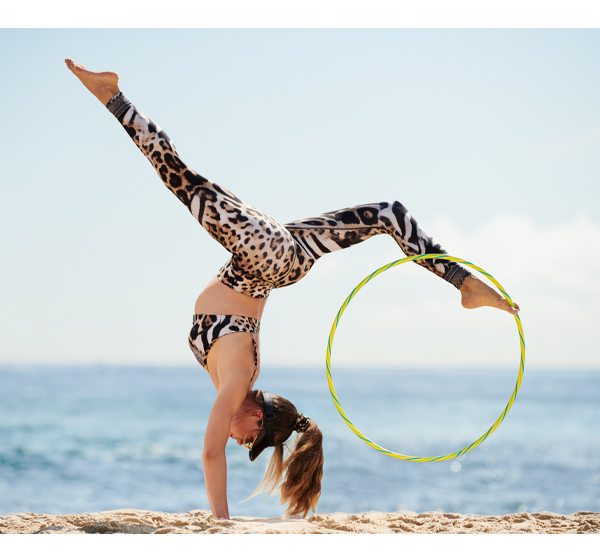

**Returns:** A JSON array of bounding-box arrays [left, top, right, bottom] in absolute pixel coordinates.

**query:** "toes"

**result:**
[[500, 299, 518, 314]]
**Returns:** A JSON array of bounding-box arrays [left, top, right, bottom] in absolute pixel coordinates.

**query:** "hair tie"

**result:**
[[294, 413, 311, 433]]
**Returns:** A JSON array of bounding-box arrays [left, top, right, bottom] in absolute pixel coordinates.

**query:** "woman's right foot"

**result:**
[[460, 275, 520, 315], [64, 58, 120, 105]]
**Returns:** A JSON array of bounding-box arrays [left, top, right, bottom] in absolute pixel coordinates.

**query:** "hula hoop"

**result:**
[[324, 253, 525, 462]]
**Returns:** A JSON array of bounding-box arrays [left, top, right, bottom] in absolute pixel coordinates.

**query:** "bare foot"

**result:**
[[460, 275, 520, 315], [64, 58, 120, 105]]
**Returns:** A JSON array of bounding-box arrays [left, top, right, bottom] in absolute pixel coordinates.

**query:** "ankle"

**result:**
[[97, 86, 120, 105], [459, 274, 476, 293]]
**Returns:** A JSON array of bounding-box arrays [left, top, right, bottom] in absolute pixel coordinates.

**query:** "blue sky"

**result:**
[[1, 29, 599, 368]]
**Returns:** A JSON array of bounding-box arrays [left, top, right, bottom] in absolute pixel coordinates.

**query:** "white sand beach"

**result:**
[[0, 509, 598, 534]]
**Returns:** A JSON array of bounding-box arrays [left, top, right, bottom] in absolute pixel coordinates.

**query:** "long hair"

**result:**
[[241, 389, 324, 518]]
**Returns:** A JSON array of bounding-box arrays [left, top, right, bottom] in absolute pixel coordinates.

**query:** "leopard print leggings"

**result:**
[[105, 91, 472, 302]]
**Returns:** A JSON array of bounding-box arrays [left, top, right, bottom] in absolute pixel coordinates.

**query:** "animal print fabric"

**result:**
[[105, 92, 472, 300], [188, 314, 260, 383]]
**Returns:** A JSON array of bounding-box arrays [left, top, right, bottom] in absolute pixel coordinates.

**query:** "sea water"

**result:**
[[0, 365, 598, 517]]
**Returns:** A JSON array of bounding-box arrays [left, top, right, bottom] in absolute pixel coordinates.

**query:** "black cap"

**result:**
[[249, 391, 276, 462]]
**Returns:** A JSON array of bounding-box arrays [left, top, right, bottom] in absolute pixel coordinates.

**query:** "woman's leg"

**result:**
[[283, 200, 521, 314], [104, 91, 262, 257], [105, 91, 298, 294], [66, 57, 297, 292], [283, 200, 472, 289]]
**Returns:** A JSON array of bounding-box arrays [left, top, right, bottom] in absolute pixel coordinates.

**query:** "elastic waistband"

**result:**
[[192, 312, 260, 324]]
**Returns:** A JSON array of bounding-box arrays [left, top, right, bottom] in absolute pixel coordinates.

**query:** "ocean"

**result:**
[[0, 365, 598, 517]]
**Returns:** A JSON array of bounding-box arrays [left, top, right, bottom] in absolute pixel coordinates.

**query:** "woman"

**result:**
[[65, 58, 520, 520]]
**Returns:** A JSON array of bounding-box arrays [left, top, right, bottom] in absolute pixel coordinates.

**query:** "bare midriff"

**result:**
[[194, 275, 268, 321]]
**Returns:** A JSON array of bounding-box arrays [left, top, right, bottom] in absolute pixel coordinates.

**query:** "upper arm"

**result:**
[[202, 376, 250, 459]]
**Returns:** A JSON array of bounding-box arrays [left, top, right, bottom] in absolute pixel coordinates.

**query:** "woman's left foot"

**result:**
[[64, 58, 120, 105], [460, 275, 520, 315]]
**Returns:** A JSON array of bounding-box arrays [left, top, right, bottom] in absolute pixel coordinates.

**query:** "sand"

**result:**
[[0, 509, 598, 534]]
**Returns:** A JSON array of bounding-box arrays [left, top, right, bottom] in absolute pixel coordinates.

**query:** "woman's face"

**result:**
[[229, 408, 263, 447]]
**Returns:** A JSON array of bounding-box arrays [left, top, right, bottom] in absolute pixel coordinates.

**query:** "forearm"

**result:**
[[202, 452, 230, 519]]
